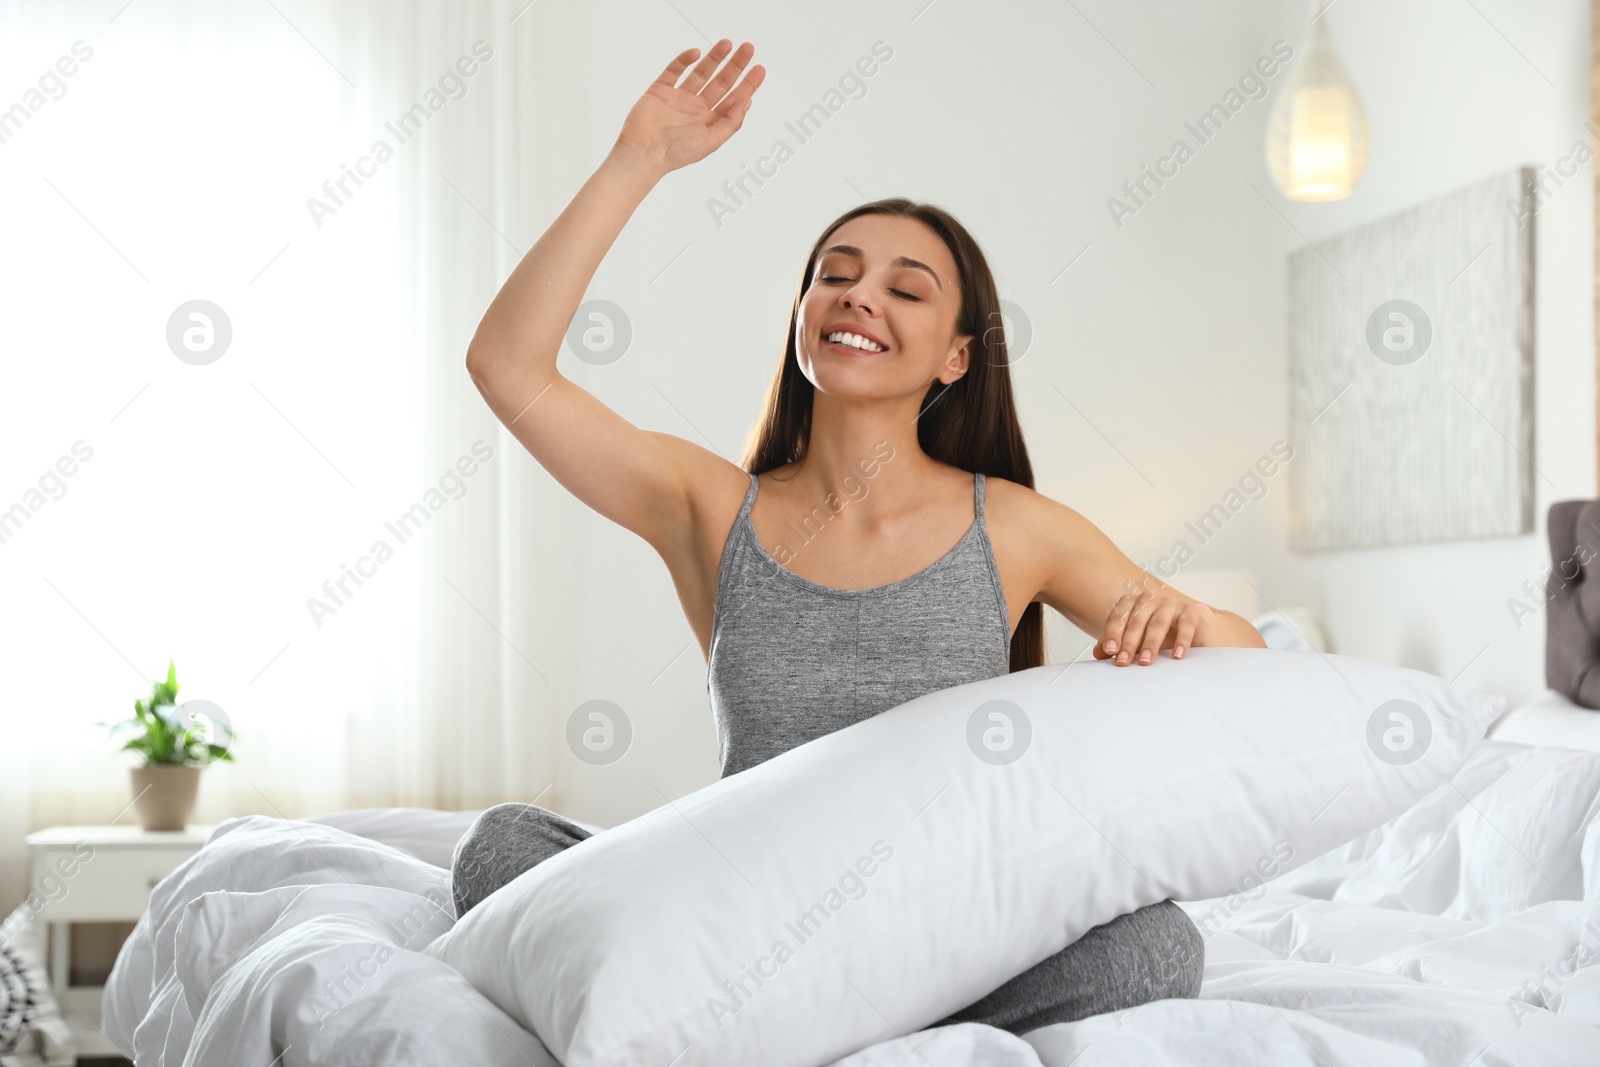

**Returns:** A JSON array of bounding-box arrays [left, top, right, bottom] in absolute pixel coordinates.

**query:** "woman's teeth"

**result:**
[[825, 331, 885, 352]]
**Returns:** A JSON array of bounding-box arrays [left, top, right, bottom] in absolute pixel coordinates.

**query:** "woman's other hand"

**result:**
[[613, 40, 766, 177]]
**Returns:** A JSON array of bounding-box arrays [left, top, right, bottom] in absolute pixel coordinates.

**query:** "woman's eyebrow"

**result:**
[[819, 244, 942, 291]]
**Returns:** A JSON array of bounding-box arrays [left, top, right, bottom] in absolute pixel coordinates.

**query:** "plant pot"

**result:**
[[130, 765, 201, 832]]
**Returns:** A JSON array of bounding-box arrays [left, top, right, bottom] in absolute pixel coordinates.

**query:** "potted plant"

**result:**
[[102, 661, 236, 831]]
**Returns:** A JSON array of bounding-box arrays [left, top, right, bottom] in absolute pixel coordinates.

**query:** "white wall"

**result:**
[[528, 0, 1592, 828], [1255, 0, 1594, 711]]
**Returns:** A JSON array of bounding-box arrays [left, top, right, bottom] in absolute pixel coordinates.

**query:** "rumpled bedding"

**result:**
[[105, 740, 1600, 1065]]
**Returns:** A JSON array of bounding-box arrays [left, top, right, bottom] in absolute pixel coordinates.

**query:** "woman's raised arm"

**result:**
[[465, 40, 765, 551]]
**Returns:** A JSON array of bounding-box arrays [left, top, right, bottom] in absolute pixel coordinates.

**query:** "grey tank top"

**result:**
[[706, 469, 1012, 778]]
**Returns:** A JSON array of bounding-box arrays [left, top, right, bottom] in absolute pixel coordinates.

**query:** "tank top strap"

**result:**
[[738, 469, 759, 521], [974, 471, 987, 522]]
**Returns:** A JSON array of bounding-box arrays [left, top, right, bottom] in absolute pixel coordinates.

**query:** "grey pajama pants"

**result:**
[[449, 802, 1205, 1035]]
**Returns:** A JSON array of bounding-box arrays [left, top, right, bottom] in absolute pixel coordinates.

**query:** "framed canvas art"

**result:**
[[1287, 166, 1536, 550]]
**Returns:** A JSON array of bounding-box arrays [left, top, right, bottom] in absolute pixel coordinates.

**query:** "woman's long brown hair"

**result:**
[[738, 198, 1045, 673]]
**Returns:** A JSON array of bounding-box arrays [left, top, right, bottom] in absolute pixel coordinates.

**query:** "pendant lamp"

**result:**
[[1266, 3, 1370, 201]]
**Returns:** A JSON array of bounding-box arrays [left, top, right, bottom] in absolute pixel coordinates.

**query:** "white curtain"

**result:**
[[0, 0, 593, 908]]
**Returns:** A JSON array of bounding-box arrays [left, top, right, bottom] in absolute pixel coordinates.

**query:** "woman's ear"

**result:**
[[939, 333, 973, 384]]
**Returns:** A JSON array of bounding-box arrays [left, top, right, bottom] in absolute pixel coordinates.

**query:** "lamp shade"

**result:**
[[1266, 12, 1370, 201]]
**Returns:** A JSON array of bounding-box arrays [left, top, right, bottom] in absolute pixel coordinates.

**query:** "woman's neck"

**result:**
[[781, 401, 948, 519]]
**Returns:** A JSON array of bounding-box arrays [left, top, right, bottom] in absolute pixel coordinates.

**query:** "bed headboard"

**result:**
[[1545, 499, 1600, 709]]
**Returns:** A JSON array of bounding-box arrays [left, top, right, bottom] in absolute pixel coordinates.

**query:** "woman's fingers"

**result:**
[[1102, 592, 1141, 662], [1101, 593, 1209, 665], [708, 64, 765, 140], [1099, 596, 1128, 658], [701, 41, 757, 106], [1135, 601, 1180, 664], [1172, 610, 1200, 659], [677, 38, 734, 96], [653, 47, 703, 89], [1115, 591, 1157, 665]]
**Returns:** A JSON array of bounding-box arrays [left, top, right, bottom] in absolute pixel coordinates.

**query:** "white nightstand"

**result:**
[[25, 824, 214, 1059]]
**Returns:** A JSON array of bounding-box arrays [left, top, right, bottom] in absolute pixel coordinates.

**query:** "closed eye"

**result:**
[[819, 275, 921, 301]]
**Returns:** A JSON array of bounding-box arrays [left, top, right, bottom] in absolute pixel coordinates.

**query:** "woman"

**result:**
[[454, 40, 1265, 1034]]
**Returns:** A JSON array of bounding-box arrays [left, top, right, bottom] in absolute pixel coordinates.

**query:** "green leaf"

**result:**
[[106, 661, 237, 765]]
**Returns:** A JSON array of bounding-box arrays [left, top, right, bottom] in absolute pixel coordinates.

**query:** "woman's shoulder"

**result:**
[[980, 474, 1101, 557], [979, 473, 1042, 519]]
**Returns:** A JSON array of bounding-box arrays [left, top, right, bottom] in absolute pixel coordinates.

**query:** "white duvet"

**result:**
[[105, 739, 1600, 1066]]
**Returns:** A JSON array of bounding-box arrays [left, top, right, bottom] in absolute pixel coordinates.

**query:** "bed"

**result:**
[[100, 503, 1600, 1065], [96, 735, 1600, 1066]]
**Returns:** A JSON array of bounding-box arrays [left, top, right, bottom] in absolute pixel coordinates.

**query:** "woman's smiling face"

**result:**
[[796, 213, 972, 402]]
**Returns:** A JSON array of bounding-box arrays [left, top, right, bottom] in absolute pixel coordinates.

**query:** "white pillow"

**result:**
[[424, 648, 1504, 1067]]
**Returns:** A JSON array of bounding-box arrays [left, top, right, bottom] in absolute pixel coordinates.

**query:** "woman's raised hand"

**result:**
[[613, 40, 765, 176]]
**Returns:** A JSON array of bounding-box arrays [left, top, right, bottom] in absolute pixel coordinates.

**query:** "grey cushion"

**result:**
[[1543, 499, 1600, 709]]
